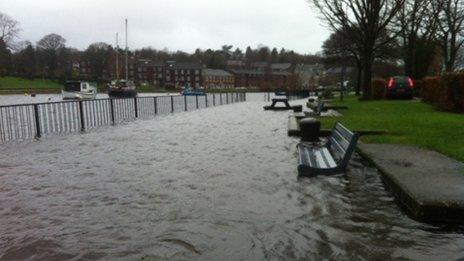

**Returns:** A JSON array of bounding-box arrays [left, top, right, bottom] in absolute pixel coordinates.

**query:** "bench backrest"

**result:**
[[327, 122, 359, 168]]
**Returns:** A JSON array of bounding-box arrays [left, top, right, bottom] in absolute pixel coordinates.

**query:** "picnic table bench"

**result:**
[[264, 98, 302, 112], [297, 122, 359, 177]]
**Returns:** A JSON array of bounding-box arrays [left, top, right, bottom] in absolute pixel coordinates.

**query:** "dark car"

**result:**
[[387, 76, 414, 99]]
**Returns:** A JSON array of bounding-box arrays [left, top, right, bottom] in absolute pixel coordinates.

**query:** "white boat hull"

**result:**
[[62, 90, 97, 100]]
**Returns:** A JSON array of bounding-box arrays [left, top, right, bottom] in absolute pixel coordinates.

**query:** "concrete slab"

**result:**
[[357, 143, 464, 223]]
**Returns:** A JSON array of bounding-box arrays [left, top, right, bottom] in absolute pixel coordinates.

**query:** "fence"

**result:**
[[0, 93, 246, 143]]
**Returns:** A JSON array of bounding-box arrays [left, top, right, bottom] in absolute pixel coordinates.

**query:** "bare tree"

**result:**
[[36, 33, 66, 78], [435, 0, 464, 71], [0, 12, 21, 48], [309, 0, 404, 99], [395, 0, 439, 77]]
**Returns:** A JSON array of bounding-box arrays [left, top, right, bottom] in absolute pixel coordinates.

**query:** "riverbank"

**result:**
[[319, 96, 464, 162], [0, 76, 255, 95]]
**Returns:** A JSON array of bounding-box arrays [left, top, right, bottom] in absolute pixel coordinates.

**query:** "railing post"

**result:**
[[184, 95, 187, 111], [171, 96, 174, 113], [226, 93, 229, 104], [79, 100, 85, 132], [154, 97, 158, 115], [196, 95, 199, 109], [213, 93, 216, 106], [220, 93, 222, 105], [205, 94, 208, 107], [134, 97, 138, 118], [33, 104, 41, 138], [110, 99, 115, 125]]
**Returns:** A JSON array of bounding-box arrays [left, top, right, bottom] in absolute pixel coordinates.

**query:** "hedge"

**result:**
[[421, 74, 464, 112], [371, 78, 387, 100]]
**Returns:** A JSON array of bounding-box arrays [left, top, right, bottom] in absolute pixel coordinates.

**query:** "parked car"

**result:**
[[387, 76, 414, 99]]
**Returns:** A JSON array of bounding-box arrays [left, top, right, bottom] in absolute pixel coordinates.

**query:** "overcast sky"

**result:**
[[1, 0, 330, 54]]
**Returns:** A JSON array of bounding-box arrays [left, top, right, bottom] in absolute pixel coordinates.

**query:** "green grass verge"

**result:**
[[0, 76, 63, 90], [320, 96, 464, 162]]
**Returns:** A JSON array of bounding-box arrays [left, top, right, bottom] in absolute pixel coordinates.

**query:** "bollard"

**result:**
[[300, 118, 321, 142]]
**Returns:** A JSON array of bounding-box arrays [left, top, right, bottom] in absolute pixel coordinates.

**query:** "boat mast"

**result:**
[[116, 33, 119, 79], [125, 18, 128, 81]]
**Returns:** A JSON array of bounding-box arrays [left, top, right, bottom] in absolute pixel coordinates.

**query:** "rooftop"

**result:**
[[203, 69, 233, 77]]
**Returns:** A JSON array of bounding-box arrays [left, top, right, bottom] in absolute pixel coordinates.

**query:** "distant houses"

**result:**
[[202, 69, 235, 89], [76, 58, 349, 90]]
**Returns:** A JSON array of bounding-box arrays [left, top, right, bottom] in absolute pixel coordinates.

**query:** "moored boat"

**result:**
[[181, 87, 205, 96], [108, 79, 137, 98], [62, 81, 98, 100], [108, 19, 137, 98]]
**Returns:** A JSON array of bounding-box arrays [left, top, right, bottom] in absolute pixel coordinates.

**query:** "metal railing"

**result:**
[[0, 93, 246, 143]]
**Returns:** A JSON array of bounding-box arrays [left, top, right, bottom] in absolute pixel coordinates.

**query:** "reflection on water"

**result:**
[[0, 98, 463, 260]]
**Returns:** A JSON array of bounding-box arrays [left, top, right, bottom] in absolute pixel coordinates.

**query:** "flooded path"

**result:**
[[1, 98, 464, 260]]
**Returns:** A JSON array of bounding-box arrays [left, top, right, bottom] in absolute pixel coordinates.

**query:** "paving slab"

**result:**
[[357, 142, 464, 223]]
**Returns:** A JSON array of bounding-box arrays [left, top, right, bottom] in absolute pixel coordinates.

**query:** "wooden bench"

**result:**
[[297, 122, 359, 177]]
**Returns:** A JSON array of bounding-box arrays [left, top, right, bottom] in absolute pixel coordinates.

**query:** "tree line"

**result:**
[[310, 0, 464, 98], [0, 12, 321, 83]]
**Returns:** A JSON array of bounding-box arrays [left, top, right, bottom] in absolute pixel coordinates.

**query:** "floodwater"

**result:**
[[1, 96, 464, 260]]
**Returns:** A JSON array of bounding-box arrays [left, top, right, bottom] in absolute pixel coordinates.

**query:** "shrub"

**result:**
[[319, 89, 334, 100], [421, 77, 442, 104], [421, 74, 464, 112], [441, 73, 464, 112], [371, 78, 386, 100]]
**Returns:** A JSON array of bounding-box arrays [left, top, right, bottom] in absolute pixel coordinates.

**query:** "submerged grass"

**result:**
[[320, 96, 464, 162]]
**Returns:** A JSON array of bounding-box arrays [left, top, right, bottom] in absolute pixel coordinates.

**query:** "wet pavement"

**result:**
[[1, 96, 464, 260]]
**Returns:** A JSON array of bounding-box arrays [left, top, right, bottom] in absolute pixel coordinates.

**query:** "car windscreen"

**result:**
[[64, 82, 80, 92], [394, 77, 409, 84]]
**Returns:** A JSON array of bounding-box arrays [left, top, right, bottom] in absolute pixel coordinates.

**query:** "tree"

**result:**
[[309, 0, 405, 99], [0, 38, 11, 76], [83, 42, 112, 81], [435, 0, 464, 72], [395, 0, 439, 78], [257, 46, 270, 62], [322, 30, 363, 94], [232, 48, 243, 60], [0, 12, 20, 48], [270, 48, 279, 63], [13, 41, 36, 78], [36, 33, 66, 78]]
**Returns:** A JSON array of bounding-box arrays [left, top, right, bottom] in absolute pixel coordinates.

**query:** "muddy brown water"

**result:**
[[1, 96, 464, 260]]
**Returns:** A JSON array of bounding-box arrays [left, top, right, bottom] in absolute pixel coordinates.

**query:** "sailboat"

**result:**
[[108, 19, 137, 98]]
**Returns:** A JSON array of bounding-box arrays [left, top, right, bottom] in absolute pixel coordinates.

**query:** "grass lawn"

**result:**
[[0, 76, 63, 90], [320, 97, 464, 162]]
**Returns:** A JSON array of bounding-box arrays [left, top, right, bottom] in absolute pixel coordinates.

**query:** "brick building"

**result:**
[[131, 59, 164, 86], [202, 69, 235, 89], [164, 62, 203, 88], [229, 62, 297, 90]]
